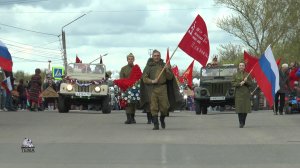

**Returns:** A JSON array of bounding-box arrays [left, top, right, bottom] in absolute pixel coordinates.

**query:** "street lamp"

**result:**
[[61, 11, 91, 75]]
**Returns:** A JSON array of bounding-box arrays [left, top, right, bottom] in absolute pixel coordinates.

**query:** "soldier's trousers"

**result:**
[[125, 103, 136, 114], [150, 85, 170, 117]]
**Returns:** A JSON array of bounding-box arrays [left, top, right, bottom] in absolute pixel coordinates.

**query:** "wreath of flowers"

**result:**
[[119, 82, 140, 108]]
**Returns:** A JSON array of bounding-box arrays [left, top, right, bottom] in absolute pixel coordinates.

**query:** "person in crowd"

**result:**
[[0, 85, 6, 111], [141, 50, 181, 130], [289, 62, 299, 89], [211, 55, 218, 67], [17, 79, 27, 110], [274, 63, 290, 115], [28, 68, 42, 111], [120, 53, 138, 124], [232, 62, 252, 128], [43, 75, 57, 110]]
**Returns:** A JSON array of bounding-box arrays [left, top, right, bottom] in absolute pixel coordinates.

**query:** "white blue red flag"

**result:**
[[0, 40, 13, 72], [252, 45, 279, 107]]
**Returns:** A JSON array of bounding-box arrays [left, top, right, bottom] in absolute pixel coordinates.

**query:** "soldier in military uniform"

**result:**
[[232, 62, 252, 128], [141, 50, 176, 130], [120, 53, 137, 124]]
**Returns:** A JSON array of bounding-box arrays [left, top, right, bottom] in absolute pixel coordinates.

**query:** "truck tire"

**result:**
[[102, 95, 111, 114], [58, 95, 69, 113]]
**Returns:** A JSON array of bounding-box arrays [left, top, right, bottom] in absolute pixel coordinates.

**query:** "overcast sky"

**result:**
[[0, 0, 237, 76]]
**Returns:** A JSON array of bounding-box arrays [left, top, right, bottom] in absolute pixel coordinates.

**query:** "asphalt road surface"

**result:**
[[1, 109, 300, 168]]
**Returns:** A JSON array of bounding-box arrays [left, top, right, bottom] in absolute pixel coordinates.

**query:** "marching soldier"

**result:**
[[141, 49, 181, 130], [120, 53, 137, 124]]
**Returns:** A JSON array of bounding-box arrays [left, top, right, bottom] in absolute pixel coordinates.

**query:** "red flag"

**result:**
[[181, 60, 194, 88], [113, 65, 142, 92], [178, 15, 210, 67], [171, 65, 180, 79], [75, 55, 81, 63], [276, 58, 281, 66], [244, 51, 258, 74], [166, 48, 170, 65]]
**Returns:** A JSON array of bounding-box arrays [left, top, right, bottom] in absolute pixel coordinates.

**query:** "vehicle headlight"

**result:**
[[95, 86, 101, 92], [66, 84, 73, 91]]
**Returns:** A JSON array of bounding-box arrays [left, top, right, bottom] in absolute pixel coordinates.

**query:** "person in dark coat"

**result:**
[[28, 68, 42, 111], [17, 79, 27, 110], [140, 50, 182, 130], [232, 62, 252, 128], [274, 63, 290, 115]]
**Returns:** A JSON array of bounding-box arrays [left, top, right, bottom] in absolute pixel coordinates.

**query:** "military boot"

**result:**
[[152, 116, 159, 130], [160, 115, 166, 129], [131, 113, 136, 124], [124, 113, 132, 124], [147, 112, 152, 124]]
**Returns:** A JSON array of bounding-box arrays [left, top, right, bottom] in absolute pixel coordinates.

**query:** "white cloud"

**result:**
[[0, 0, 237, 74]]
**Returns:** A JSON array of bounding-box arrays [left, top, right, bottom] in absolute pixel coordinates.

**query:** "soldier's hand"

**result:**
[[152, 78, 158, 84], [165, 63, 171, 69], [244, 77, 248, 81], [240, 81, 245, 86]]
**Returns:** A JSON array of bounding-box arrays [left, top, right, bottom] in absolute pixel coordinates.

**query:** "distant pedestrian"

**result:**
[[28, 68, 42, 111], [274, 63, 290, 115], [17, 79, 27, 110], [232, 62, 252, 128]]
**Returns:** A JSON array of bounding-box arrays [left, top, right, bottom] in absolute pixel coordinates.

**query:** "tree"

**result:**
[[218, 43, 243, 65], [215, 0, 300, 62]]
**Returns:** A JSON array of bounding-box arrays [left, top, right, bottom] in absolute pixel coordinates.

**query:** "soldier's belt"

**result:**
[[153, 83, 166, 86]]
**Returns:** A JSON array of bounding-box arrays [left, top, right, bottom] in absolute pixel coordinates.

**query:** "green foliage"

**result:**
[[215, 0, 300, 63]]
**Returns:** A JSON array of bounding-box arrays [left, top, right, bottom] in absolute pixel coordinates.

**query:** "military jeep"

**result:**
[[194, 65, 237, 114], [58, 63, 111, 113]]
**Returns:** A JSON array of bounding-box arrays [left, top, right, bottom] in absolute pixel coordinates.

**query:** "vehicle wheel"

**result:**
[[102, 95, 111, 114], [58, 95, 69, 113], [195, 100, 201, 115]]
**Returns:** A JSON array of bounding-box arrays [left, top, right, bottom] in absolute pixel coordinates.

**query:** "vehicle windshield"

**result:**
[[201, 66, 237, 77], [67, 63, 106, 79]]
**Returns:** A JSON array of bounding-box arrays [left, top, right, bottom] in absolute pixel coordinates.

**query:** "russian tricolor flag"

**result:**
[[252, 45, 279, 107], [0, 40, 13, 72]]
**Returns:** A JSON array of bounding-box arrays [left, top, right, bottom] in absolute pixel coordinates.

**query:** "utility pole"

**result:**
[[61, 11, 91, 75], [62, 30, 67, 75]]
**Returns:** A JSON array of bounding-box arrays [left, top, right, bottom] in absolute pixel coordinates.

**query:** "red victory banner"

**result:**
[[244, 51, 258, 74], [181, 60, 194, 88], [178, 14, 210, 67]]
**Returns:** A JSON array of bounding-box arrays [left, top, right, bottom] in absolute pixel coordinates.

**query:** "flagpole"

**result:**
[[251, 86, 259, 95], [156, 46, 179, 80]]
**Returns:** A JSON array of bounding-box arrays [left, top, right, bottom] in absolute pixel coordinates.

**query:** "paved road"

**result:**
[[1, 109, 300, 168]]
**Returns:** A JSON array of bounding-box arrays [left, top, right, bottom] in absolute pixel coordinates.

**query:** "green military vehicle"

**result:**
[[194, 65, 237, 114], [57, 63, 111, 113]]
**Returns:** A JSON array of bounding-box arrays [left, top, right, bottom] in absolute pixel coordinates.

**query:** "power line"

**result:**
[[0, 7, 221, 14], [0, 22, 58, 36], [0, 0, 48, 5], [12, 55, 63, 63], [6, 43, 61, 55]]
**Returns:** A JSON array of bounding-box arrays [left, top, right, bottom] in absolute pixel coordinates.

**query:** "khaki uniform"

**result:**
[[232, 71, 252, 113], [142, 60, 173, 116], [120, 64, 136, 114]]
